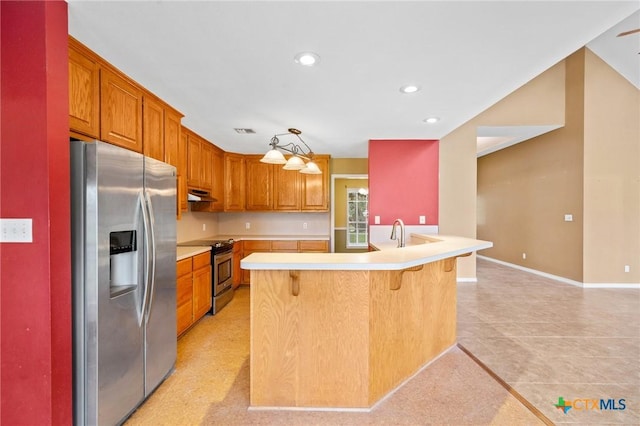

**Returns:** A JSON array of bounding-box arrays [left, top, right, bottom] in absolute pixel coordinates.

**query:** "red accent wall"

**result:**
[[368, 139, 439, 225], [0, 1, 72, 424]]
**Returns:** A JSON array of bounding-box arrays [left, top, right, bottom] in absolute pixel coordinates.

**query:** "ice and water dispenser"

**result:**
[[109, 230, 138, 297]]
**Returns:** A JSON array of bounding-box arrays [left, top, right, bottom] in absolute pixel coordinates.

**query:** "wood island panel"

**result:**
[[249, 258, 458, 409], [250, 269, 369, 408]]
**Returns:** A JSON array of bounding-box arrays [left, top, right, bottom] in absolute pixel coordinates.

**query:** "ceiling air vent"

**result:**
[[234, 128, 255, 134]]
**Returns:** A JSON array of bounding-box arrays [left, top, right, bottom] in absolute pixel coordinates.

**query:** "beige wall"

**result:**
[[477, 51, 584, 282], [331, 158, 368, 175], [476, 48, 639, 285], [440, 55, 567, 280], [217, 212, 330, 236], [176, 209, 220, 243], [583, 49, 640, 284]]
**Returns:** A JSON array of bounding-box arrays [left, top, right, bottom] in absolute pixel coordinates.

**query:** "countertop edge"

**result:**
[[241, 235, 493, 271], [177, 246, 211, 261]]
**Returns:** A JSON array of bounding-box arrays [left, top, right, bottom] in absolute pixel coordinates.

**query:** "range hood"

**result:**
[[187, 188, 217, 202]]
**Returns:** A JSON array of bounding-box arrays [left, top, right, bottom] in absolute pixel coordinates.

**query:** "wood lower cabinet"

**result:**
[[192, 252, 212, 320], [298, 240, 329, 253], [232, 242, 243, 289], [176, 252, 212, 337], [241, 239, 329, 284], [176, 257, 194, 336]]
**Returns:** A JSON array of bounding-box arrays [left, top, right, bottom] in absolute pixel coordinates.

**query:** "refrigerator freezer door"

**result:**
[[143, 156, 177, 394], [72, 141, 146, 426]]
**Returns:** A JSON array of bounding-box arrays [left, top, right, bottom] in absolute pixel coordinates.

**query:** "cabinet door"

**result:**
[[241, 240, 271, 284], [176, 273, 193, 336], [187, 131, 202, 188], [301, 156, 330, 211], [224, 153, 246, 211], [211, 146, 225, 211], [201, 142, 213, 191], [245, 155, 273, 211], [164, 108, 182, 168], [232, 242, 242, 289], [298, 240, 329, 253], [176, 258, 193, 336], [69, 42, 100, 138], [193, 263, 212, 321], [178, 130, 188, 213], [143, 95, 165, 162], [100, 67, 143, 152], [273, 162, 301, 211]]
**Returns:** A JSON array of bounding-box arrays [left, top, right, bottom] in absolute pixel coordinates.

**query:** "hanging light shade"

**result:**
[[259, 128, 322, 174], [300, 160, 322, 175], [260, 149, 287, 164], [283, 155, 306, 170]]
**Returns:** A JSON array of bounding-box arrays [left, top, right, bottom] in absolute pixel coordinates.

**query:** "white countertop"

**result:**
[[241, 234, 492, 271], [177, 246, 211, 261]]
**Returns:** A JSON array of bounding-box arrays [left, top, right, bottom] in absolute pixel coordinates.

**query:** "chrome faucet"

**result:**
[[390, 218, 405, 248]]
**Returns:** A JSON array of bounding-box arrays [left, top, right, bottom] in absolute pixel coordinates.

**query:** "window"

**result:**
[[346, 188, 368, 248]]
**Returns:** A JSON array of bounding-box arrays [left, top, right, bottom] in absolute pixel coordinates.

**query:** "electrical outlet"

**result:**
[[202, 223, 206, 231], [564, 214, 573, 222], [245, 222, 251, 230], [624, 265, 630, 273], [0, 218, 33, 243], [419, 215, 426, 224], [303, 222, 308, 230], [374, 216, 380, 225], [522, 253, 527, 260]]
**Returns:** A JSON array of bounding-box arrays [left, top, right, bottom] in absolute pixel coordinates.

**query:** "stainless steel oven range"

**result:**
[[178, 238, 235, 314]]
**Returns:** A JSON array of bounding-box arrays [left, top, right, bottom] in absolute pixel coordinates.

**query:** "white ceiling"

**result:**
[[67, 1, 640, 158]]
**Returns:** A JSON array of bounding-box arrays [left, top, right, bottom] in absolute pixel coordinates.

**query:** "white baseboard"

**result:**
[[478, 255, 640, 289], [457, 277, 478, 283]]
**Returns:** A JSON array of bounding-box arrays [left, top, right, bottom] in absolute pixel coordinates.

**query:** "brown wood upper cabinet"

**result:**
[[210, 146, 225, 211], [178, 130, 189, 214], [186, 129, 214, 192], [100, 67, 143, 152], [69, 38, 100, 139], [245, 155, 274, 210], [244, 154, 330, 212], [224, 153, 246, 211]]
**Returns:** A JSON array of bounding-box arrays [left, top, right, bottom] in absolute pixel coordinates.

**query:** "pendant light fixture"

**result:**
[[260, 128, 321, 174]]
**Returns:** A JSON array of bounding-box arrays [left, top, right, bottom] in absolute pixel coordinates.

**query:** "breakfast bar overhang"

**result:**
[[242, 234, 492, 410]]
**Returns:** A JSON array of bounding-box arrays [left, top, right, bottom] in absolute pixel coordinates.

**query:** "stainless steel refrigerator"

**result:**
[[71, 140, 177, 425]]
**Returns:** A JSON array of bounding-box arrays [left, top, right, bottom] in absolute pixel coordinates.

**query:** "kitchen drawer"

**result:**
[[271, 240, 298, 251], [177, 258, 193, 277], [298, 240, 329, 252], [243, 240, 271, 251], [192, 252, 210, 270]]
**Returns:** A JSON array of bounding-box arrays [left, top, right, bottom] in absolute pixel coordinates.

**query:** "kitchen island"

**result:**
[[241, 234, 492, 410]]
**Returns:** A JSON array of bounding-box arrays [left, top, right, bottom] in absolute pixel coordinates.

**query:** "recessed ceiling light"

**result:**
[[423, 117, 440, 124], [400, 85, 420, 94], [294, 52, 320, 66]]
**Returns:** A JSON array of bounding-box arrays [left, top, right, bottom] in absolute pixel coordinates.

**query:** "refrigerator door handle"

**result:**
[[139, 191, 152, 326], [143, 190, 157, 322]]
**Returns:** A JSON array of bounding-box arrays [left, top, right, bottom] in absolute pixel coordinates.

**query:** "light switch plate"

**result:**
[[564, 214, 573, 222], [419, 215, 426, 224], [0, 218, 33, 243], [374, 216, 380, 225]]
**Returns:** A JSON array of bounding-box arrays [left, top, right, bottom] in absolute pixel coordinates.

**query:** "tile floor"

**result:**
[[458, 258, 640, 425], [125, 259, 639, 425]]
